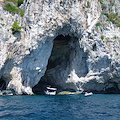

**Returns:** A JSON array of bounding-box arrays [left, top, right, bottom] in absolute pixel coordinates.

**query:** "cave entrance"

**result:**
[[33, 35, 74, 94], [47, 35, 71, 70], [0, 77, 6, 91], [33, 34, 88, 94]]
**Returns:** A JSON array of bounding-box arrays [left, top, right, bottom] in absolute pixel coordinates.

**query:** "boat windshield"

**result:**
[[46, 87, 57, 91]]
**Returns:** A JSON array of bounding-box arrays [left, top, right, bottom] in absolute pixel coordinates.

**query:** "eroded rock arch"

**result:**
[[33, 34, 88, 94]]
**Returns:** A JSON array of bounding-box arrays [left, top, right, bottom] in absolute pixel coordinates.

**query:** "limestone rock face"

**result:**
[[0, 0, 120, 94]]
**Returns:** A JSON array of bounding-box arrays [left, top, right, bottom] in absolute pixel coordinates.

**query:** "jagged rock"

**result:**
[[0, 0, 120, 94]]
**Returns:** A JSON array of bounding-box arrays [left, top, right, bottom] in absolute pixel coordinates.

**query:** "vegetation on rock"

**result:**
[[18, 0, 24, 7], [99, 0, 120, 27], [4, 0, 24, 16], [12, 20, 22, 34], [4, 0, 24, 7], [101, 35, 104, 40]]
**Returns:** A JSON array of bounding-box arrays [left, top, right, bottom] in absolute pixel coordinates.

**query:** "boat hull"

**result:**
[[84, 92, 93, 96], [44, 91, 56, 95]]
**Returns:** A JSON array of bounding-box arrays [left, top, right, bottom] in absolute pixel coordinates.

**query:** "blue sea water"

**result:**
[[0, 94, 120, 120]]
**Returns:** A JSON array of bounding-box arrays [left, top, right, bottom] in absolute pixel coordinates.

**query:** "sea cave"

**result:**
[[33, 34, 88, 94]]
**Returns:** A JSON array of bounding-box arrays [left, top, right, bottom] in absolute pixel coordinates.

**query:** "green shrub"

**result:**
[[95, 22, 106, 28], [109, 13, 117, 19], [110, 0, 114, 6], [102, 12, 109, 18], [101, 23, 106, 26], [101, 4, 107, 10], [4, 3, 18, 14], [102, 12, 120, 26], [4, 0, 24, 7], [4, 1, 24, 16], [100, 0, 120, 28], [4, 0, 18, 6], [99, 0, 103, 4], [114, 49, 116, 52], [95, 26, 98, 29], [106, 38, 109, 43], [117, 24, 120, 27], [107, 18, 115, 24], [19, 8, 24, 16], [107, 13, 118, 24], [1, 24, 5, 26], [12, 20, 22, 34], [113, 35, 118, 39], [101, 35, 104, 40], [99, 0, 107, 10], [18, 0, 24, 7], [96, 22, 101, 27], [0, 18, 3, 20]]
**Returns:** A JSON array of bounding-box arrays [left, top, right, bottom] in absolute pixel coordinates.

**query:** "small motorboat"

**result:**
[[44, 86, 57, 95], [84, 92, 93, 96]]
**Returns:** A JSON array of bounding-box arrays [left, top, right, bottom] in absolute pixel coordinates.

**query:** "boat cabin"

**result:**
[[45, 86, 57, 95]]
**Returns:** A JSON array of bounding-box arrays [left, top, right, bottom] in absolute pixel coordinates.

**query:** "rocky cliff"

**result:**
[[0, 0, 120, 94]]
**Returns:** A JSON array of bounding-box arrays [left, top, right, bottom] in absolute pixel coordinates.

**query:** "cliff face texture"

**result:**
[[0, 0, 120, 94]]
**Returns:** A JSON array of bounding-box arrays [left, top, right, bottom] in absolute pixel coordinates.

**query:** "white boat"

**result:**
[[44, 87, 57, 95], [84, 92, 93, 96]]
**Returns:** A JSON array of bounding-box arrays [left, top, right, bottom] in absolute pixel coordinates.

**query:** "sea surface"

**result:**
[[0, 94, 119, 120]]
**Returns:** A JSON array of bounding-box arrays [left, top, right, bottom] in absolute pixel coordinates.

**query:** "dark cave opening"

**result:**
[[33, 35, 74, 94], [33, 34, 88, 94], [105, 83, 120, 94], [47, 35, 71, 70], [105, 87, 118, 94], [0, 77, 6, 91]]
